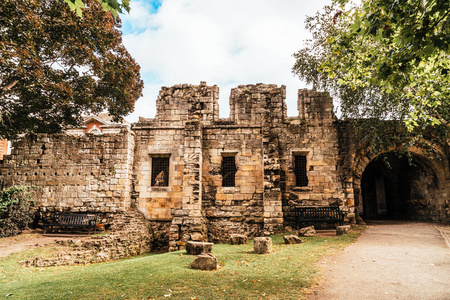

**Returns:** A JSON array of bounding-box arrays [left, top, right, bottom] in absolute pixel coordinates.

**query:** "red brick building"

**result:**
[[0, 139, 8, 160]]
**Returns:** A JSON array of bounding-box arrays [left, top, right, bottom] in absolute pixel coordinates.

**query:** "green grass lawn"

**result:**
[[0, 230, 362, 300]]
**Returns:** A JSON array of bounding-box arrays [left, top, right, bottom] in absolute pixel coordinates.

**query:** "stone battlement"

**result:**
[[137, 82, 334, 128], [1, 82, 448, 253]]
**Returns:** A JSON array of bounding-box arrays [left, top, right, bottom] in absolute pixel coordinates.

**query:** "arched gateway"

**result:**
[[348, 146, 449, 223]]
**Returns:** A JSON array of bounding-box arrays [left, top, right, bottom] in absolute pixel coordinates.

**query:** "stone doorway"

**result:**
[[360, 152, 439, 221]]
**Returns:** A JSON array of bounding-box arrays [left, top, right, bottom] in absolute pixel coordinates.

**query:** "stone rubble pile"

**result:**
[[21, 210, 152, 267]]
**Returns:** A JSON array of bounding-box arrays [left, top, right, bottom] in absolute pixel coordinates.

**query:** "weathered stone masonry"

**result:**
[[0, 129, 135, 224], [0, 82, 449, 252]]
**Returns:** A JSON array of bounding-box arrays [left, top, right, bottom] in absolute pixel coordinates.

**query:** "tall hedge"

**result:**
[[0, 186, 36, 237]]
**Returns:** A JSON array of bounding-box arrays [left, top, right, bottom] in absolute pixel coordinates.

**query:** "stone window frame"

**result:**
[[292, 150, 311, 190], [220, 151, 238, 188], [149, 153, 171, 187]]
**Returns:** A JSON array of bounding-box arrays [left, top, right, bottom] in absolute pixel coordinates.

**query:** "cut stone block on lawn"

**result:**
[[283, 226, 294, 233], [284, 235, 303, 244], [190, 253, 218, 271], [186, 241, 214, 255], [336, 225, 351, 235], [298, 226, 316, 237], [254, 237, 273, 254], [229, 234, 248, 245]]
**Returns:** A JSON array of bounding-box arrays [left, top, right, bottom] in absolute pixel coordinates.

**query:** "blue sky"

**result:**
[[120, 0, 333, 122]]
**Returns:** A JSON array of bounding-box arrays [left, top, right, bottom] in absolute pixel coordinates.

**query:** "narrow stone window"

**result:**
[[222, 156, 237, 187], [151, 157, 169, 187], [294, 155, 308, 187]]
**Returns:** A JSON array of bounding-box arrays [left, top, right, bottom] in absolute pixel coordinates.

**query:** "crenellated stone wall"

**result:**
[[1, 81, 448, 253], [281, 90, 346, 227]]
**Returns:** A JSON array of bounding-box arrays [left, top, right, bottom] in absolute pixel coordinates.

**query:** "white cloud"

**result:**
[[122, 0, 333, 122]]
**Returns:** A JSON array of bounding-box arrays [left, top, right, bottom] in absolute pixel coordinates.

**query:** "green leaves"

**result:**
[[61, 0, 130, 18], [62, 0, 85, 18], [292, 0, 449, 152], [321, 0, 450, 130], [0, 186, 37, 237]]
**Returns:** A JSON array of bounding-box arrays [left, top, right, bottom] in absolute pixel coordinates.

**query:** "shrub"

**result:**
[[0, 186, 37, 237]]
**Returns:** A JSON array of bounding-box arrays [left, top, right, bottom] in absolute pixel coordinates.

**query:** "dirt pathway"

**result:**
[[0, 229, 86, 258], [308, 221, 450, 300]]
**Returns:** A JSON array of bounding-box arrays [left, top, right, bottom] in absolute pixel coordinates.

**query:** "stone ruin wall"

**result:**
[[132, 83, 221, 250], [281, 90, 348, 226], [202, 125, 264, 242], [132, 126, 184, 221], [0, 82, 353, 250], [129, 82, 349, 249], [1, 81, 448, 253], [0, 128, 135, 226]]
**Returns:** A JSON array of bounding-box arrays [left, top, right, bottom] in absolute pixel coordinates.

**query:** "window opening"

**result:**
[[294, 155, 308, 187], [222, 156, 237, 187], [151, 157, 169, 187]]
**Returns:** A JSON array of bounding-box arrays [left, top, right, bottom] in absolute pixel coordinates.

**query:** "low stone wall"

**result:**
[[207, 220, 263, 244], [149, 220, 171, 252], [21, 209, 152, 267]]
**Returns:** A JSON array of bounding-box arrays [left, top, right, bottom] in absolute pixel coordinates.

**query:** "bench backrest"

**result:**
[[54, 213, 97, 226], [295, 206, 343, 220]]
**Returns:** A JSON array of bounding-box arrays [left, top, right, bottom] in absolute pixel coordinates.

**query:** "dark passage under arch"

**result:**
[[360, 152, 439, 221]]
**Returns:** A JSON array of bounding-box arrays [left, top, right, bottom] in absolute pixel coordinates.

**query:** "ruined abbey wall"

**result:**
[[0, 82, 448, 251], [129, 83, 349, 248], [0, 130, 135, 224]]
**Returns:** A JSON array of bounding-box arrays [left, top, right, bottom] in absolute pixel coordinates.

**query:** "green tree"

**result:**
[[62, 0, 130, 18], [324, 0, 450, 130], [293, 1, 449, 153], [0, 0, 143, 140], [0, 186, 37, 237]]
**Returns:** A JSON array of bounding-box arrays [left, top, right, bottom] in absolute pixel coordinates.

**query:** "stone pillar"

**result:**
[[297, 89, 333, 124], [169, 120, 207, 251], [262, 128, 284, 235], [228, 84, 287, 236], [261, 86, 286, 235]]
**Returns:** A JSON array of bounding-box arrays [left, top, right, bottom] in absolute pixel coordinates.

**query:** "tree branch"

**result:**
[[2, 80, 19, 92]]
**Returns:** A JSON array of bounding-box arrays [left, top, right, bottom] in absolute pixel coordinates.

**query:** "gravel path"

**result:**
[[308, 221, 450, 300]]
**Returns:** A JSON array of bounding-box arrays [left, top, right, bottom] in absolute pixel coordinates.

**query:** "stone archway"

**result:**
[[360, 152, 439, 220], [351, 148, 449, 223]]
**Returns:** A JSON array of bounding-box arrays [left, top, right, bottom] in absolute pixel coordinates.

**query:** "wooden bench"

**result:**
[[43, 213, 98, 234], [294, 206, 345, 229]]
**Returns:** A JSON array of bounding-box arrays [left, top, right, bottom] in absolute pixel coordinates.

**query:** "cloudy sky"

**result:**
[[120, 0, 333, 122]]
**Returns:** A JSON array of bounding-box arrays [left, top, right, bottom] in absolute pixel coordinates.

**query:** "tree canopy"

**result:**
[[0, 0, 143, 140], [62, 0, 130, 19], [293, 0, 449, 152]]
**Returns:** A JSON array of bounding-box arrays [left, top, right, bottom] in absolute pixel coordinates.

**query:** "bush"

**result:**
[[0, 186, 37, 237]]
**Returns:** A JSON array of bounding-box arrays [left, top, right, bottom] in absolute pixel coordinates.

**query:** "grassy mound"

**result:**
[[0, 230, 362, 299]]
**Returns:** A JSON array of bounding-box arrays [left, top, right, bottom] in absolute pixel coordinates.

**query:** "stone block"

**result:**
[[190, 253, 217, 271], [284, 235, 303, 244], [190, 232, 203, 241], [229, 234, 248, 245], [186, 241, 214, 255], [336, 225, 351, 235], [253, 237, 272, 254], [298, 226, 316, 237]]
